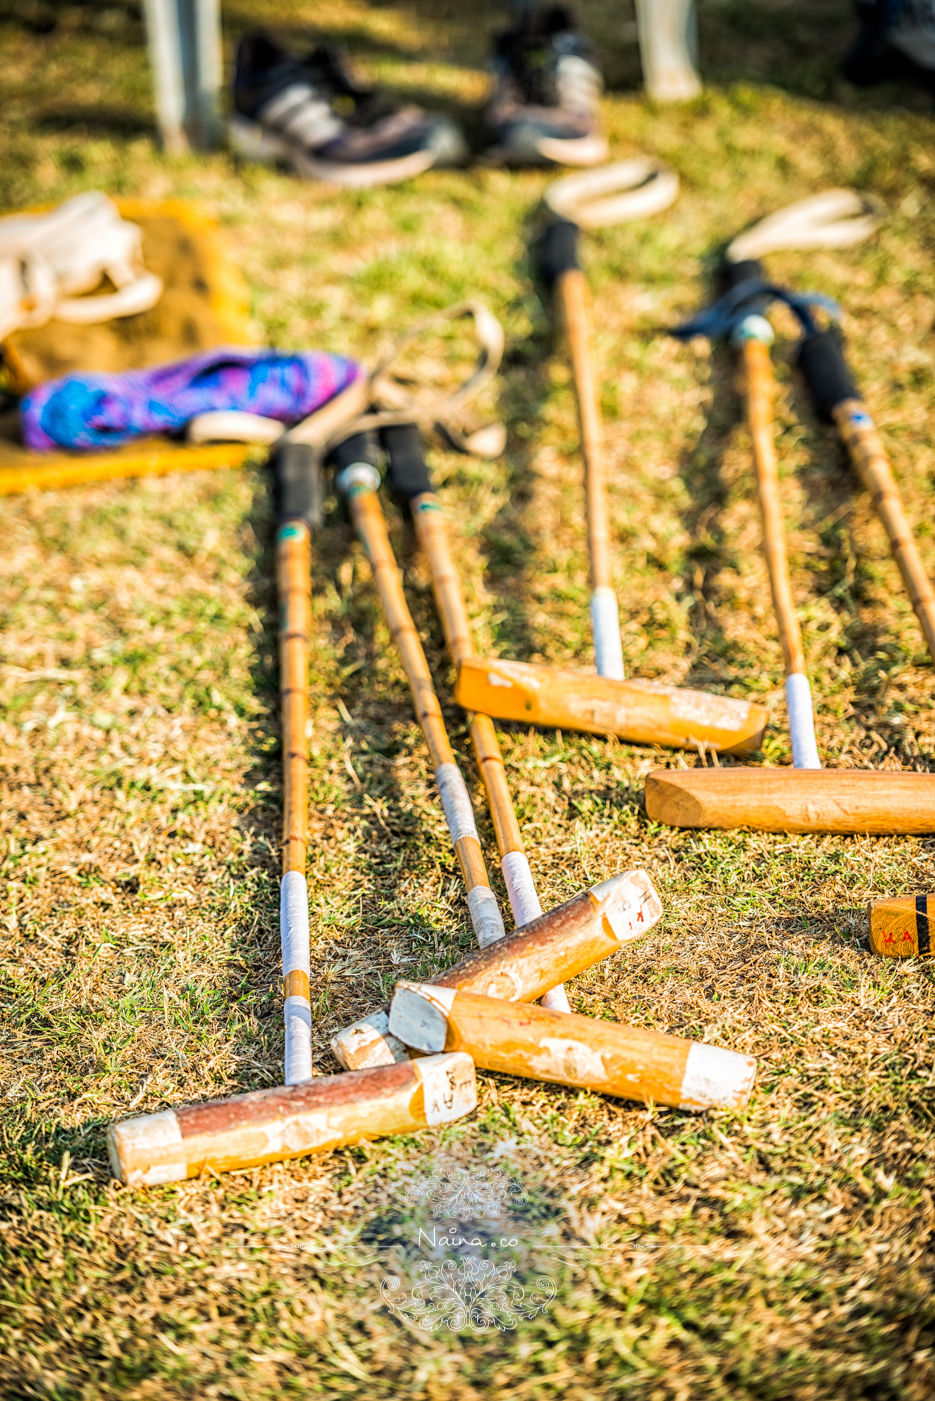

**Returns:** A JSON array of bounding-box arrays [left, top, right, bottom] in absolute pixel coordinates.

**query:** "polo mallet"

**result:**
[[797, 336, 935, 667], [380, 421, 570, 1014], [646, 191, 935, 832], [327, 432, 509, 1068], [536, 159, 680, 679], [270, 385, 389, 1083], [450, 166, 769, 754], [389, 983, 755, 1112], [272, 448, 316, 1084]]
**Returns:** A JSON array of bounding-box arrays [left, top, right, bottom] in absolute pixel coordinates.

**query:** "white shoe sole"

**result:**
[[229, 115, 445, 187], [536, 132, 610, 167]]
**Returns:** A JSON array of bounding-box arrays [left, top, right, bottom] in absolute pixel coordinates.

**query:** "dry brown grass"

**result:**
[[2, 0, 935, 1396]]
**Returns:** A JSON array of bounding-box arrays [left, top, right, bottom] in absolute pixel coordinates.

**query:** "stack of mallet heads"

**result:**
[[645, 190, 935, 834], [453, 160, 769, 756]]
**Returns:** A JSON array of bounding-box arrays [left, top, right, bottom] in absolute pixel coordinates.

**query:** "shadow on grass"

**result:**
[[33, 107, 155, 139]]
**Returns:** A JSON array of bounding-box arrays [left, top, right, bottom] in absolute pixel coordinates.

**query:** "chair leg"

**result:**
[[635, 0, 703, 102]]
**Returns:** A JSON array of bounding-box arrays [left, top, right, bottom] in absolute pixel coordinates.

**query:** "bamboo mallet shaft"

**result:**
[[555, 270, 612, 596], [335, 448, 505, 953], [271, 432, 341, 1084], [409, 493, 569, 1011], [796, 329, 935, 664], [742, 337, 808, 677], [737, 316, 821, 769], [410, 499, 553, 913], [389, 985, 755, 1112], [833, 401, 935, 662], [276, 519, 314, 1084], [536, 219, 624, 679], [382, 422, 568, 1012]]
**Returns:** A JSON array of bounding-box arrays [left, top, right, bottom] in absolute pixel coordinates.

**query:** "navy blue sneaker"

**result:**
[[231, 33, 467, 186]]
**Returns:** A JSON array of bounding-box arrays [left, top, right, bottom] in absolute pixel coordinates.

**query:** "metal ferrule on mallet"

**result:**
[[108, 1052, 477, 1187], [388, 985, 756, 1112]]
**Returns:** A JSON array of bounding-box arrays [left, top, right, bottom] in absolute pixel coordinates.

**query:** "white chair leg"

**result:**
[[635, 0, 703, 103]]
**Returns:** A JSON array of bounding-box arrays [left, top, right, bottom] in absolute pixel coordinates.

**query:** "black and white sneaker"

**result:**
[[230, 33, 467, 187], [483, 5, 608, 167]]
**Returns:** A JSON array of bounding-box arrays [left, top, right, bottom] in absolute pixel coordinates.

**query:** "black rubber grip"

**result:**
[[533, 218, 580, 287], [272, 441, 323, 528], [327, 430, 379, 474], [381, 423, 434, 500], [720, 257, 764, 292], [796, 328, 859, 421]]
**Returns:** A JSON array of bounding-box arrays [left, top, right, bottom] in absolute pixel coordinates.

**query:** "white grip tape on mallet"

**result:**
[[435, 762, 479, 844], [785, 673, 822, 770], [501, 850, 542, 928], [435, 763, 505, 947], [590, 586, 625, 680], [281, 870, 313, 1084], [500, 851, 570, 1012]]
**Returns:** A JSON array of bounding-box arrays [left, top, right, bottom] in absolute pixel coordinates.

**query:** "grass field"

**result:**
[[2, 0, 935, 1395]]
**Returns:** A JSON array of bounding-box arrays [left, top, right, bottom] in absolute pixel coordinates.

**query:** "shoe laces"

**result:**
[[300, 44, 398, 127]]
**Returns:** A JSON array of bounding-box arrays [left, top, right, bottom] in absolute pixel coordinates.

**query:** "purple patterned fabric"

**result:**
[[21, 347, 362, 452]]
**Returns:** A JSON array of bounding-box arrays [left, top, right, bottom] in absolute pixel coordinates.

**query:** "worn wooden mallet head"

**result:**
[[108, 1053, 477, 1186], [333, 867, 664, 1069], [868, 896, 934, 958], [388, 984, 756, 1112]]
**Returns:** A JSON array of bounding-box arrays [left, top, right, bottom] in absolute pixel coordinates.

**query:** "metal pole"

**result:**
[[143, 0, 222, 151]]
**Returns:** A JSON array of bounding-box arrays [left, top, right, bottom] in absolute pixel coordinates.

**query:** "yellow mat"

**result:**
[[0, 198, 260, 495]]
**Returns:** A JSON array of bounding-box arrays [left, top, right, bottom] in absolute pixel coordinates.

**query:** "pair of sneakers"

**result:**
[[230, 6, 607, 189]]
